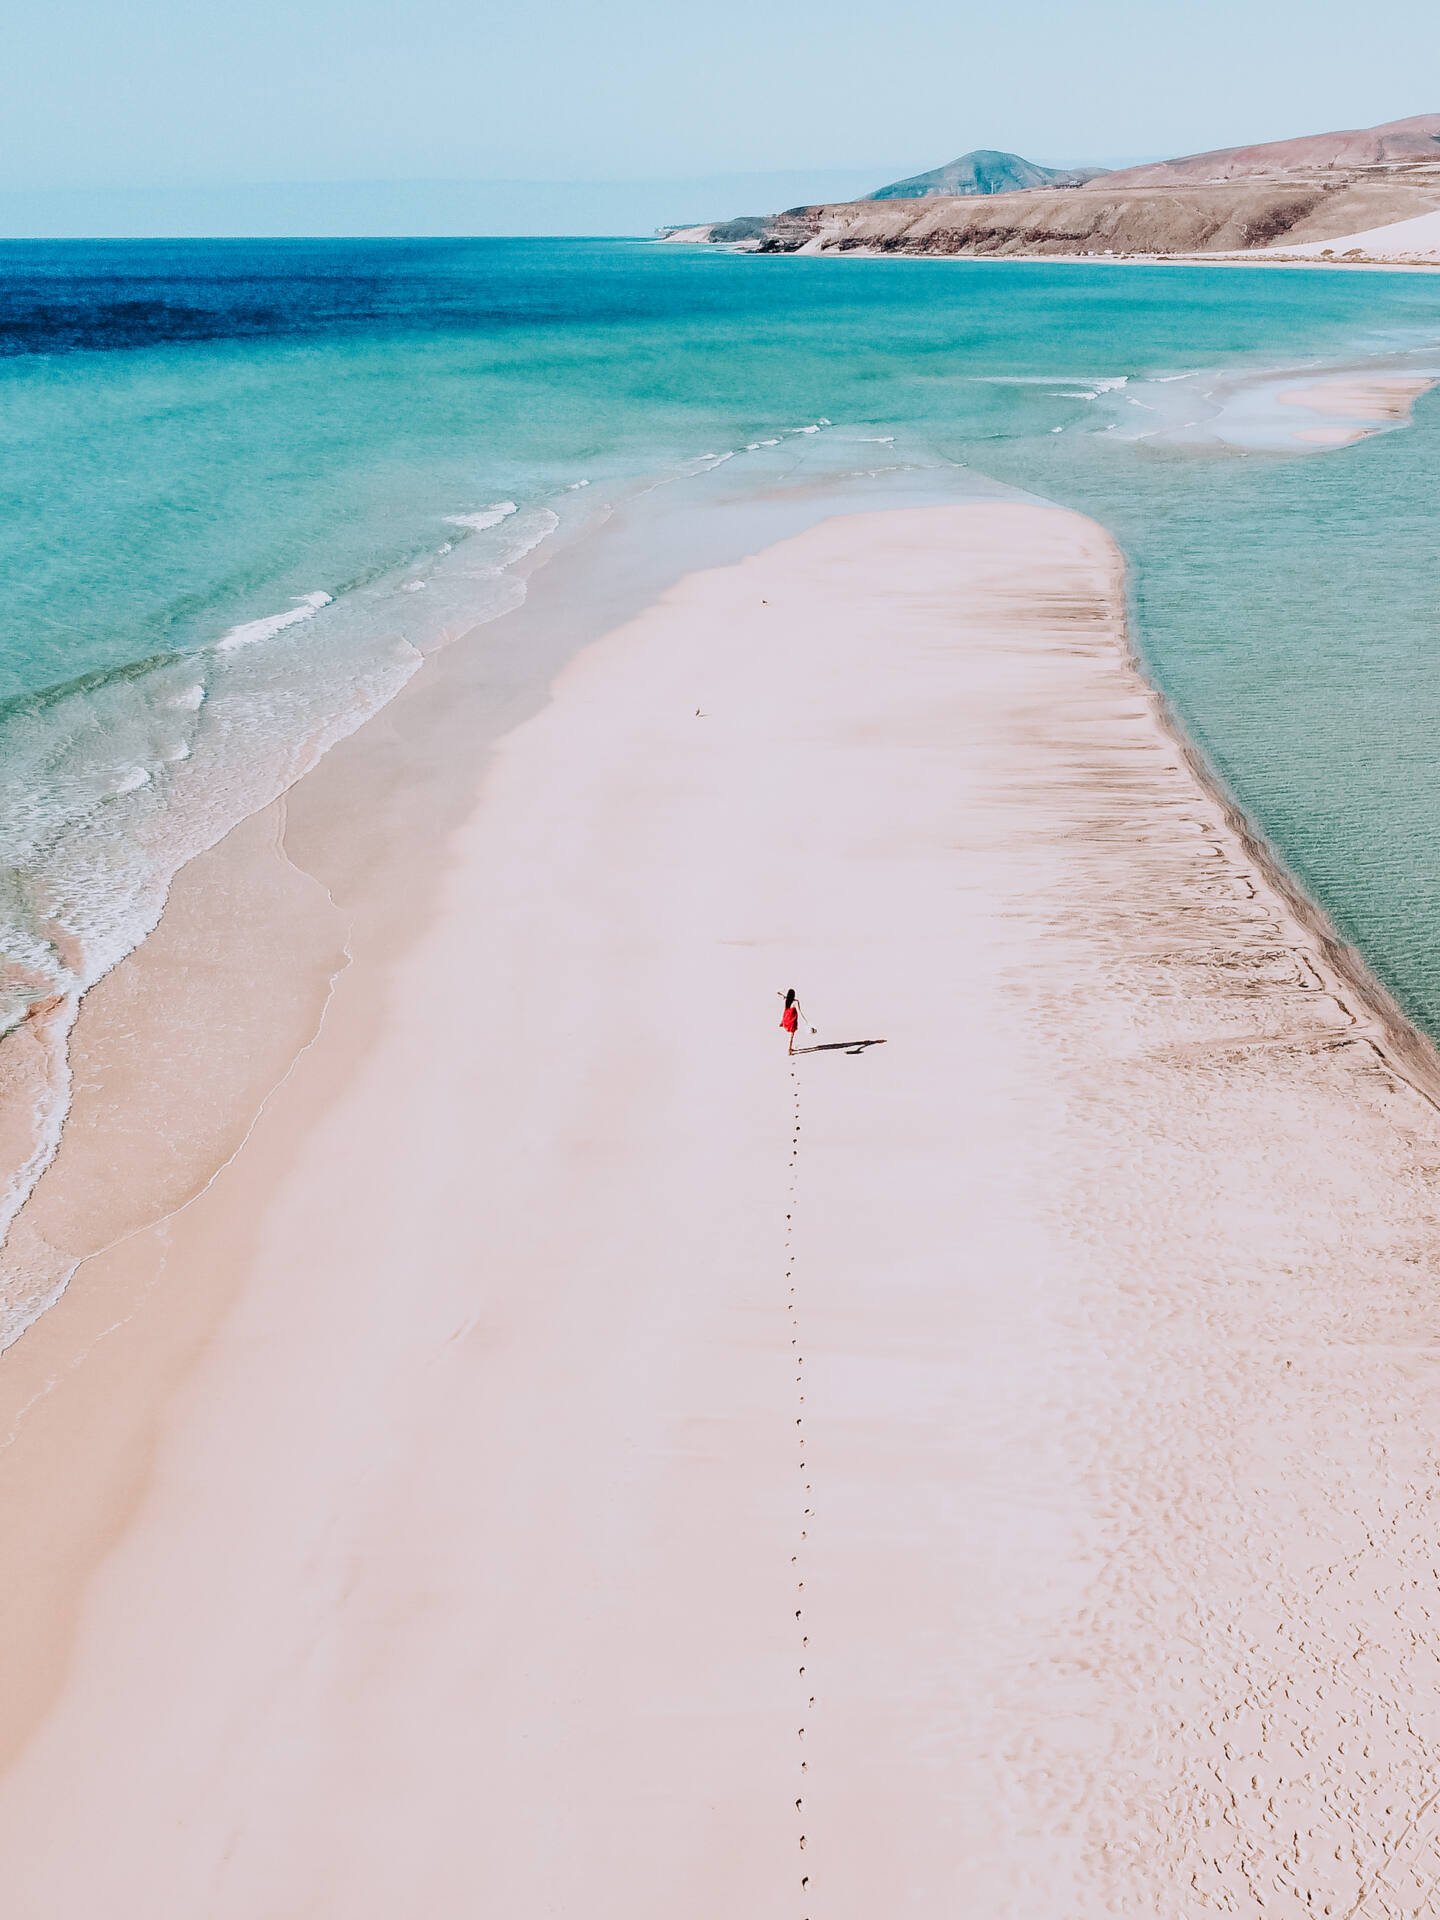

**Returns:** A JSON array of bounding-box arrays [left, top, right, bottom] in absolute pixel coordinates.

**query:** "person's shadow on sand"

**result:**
[[792, 1039, 887, 1057]]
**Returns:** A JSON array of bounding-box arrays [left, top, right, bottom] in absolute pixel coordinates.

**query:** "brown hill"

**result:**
[[700, 170, 1440, 258], [1105, 113, 1440, 187]]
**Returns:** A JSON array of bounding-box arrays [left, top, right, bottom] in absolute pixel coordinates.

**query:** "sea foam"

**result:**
[[445, 502, 519, 532], [216, 591, 333, 653]]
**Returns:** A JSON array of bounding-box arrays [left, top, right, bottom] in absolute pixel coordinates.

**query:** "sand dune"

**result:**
[[5, 506, 1440, 1911], [1271, 204, 1440, 262]]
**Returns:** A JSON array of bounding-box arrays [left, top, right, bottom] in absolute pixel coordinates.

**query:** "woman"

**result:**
[[779, 988, 813, 1056]]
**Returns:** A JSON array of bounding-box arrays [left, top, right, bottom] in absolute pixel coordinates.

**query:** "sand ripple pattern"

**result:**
[[981, 563, 1440, 1916]]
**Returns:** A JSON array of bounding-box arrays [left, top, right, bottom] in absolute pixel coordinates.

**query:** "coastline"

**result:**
[[0, 458, 978, 1360], [1123, 575, 1440, 1116], [7, 239, 1440, 1361], [0, 464, 980, 1763], [7, 500, 1440, 1908], [675, 237, 1440, 273]]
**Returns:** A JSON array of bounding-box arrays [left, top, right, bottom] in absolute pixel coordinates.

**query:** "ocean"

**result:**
[[2, 235, 1439, 1338]]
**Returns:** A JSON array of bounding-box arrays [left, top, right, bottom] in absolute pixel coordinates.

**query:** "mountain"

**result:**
[[665, 113, 1440, 261], [1102, 113, 1440, 188], [868, 150, 1107, 199]]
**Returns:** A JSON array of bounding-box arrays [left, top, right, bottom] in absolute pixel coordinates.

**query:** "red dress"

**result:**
[[781, 1004, 798, 1034]]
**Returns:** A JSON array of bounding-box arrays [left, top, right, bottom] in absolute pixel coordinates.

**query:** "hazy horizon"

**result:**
[[2, 0, 1436, 237], [0, 156, 1180, 241], [0, 172, 906, 243]]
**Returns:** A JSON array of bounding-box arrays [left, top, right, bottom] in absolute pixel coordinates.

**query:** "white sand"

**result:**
[[1275, 205, 1440, 262], [6, 504, 1440, 1913], [1276, 371, 1439, 445]]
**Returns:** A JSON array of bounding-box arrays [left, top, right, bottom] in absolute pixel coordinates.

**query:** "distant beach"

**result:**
[[743, 242, 1440, 273]]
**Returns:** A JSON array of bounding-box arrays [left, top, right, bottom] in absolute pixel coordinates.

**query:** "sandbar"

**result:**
[[4, 504, 1440, 1913]]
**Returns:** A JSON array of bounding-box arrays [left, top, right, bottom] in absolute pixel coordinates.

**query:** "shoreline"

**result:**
[[0, 457, 980, 1362], [0, 465, 984, 1776], [6, 285, 1440, 1356], [8, 501, 1440, 1907], [15, 460, 1440, 1361], [1123, 583, 1440, 1116], [673, 237, 1440, 273]]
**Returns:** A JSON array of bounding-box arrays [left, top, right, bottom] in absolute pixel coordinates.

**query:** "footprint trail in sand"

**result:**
[[786, 1055, 812, 1913]]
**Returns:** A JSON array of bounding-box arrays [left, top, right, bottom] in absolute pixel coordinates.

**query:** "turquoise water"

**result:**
[[6, 240, 1437, 699], [2, 237, 1440, 1306]]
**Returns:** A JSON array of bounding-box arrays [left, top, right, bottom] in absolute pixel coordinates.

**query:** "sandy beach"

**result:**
[[1277, 370, 1440, 444], [8, 500, 1440, 1913]]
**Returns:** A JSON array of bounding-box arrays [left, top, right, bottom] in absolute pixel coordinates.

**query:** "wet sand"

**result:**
[[1278, 371, 1440, 445], [6, 503, 1440, 1913]]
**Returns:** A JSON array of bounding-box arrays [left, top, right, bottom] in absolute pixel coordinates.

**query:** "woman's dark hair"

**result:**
[[785, 988, 796, 1008]]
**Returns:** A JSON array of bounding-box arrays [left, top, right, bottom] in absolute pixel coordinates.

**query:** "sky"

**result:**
[[3, 0, 1438, 234]]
